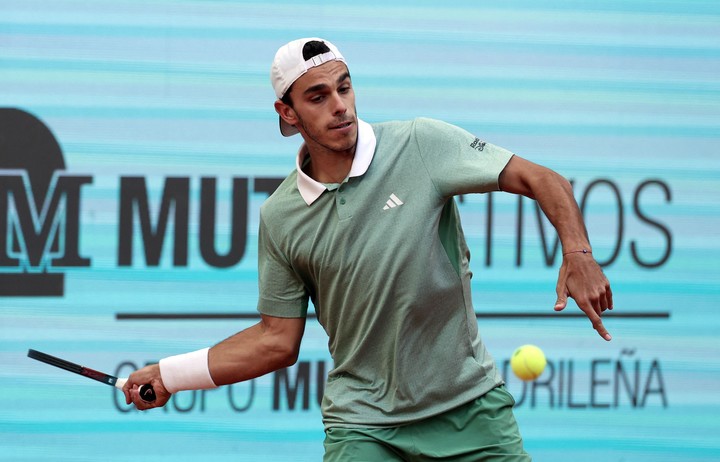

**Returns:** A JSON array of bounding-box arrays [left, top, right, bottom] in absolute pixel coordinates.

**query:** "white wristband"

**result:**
[[159, 347, 218, 394]]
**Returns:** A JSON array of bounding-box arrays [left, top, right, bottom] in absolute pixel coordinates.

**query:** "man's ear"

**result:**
[[274, 100, 298, 128]]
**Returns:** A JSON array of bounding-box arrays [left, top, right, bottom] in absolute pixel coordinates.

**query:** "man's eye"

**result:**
[[311, 95, 325, 103]]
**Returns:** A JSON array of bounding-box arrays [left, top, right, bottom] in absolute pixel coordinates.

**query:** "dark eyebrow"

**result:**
[[303, 72, 352, 96]]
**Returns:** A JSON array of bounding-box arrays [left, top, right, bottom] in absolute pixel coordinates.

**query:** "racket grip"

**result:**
[[115, 379, 156, 403], [139, 384, 157, 403]]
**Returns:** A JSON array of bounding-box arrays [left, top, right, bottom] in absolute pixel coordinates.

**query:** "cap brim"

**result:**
[[280, 117, 299, 137]]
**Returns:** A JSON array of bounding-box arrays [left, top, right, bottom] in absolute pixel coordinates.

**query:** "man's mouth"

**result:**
[[331, 120, 353, 130]]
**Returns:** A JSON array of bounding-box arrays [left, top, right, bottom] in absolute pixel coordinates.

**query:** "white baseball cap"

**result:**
[[271, 38, 346, 136]]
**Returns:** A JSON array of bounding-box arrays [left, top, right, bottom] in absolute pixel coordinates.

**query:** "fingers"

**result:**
[[122, 366, 168, 411], [122, 377, 146, 409], [554, 295, 568, 312], [129, 386, 157, 411], [561, 289, 613, 340], [556, 256, 614, 341], [578, 289, 613, 341], [124, 383, 162, 410], [595, 276, 612, 314], [122, 376, 134, 405], [588, 310, 612, 341], [605, 281, 614, 311], [554, 263, 568, 311]]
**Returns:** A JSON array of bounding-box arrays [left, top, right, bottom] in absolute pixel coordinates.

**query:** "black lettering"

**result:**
[[273, 362, 311, 411], [631, 180, 672, 268], [640, 359, 668, 407], [503, 352, 668, 410], [113, 361, 138, 413], [254, 177, 284, 197], [199, 177, 248, 268], [315, 360, 326, 406], [566, 360, 587, 408], [172, 390, 197, 413], [614, 358, 639, 407], [515, 195, 523, 267], [531, 360, 554, 407], [579, 179, 623, 267], [228, 381, 255, 412], [557, 359, 564, 408], [590, 359, 611, 408], [485, 192, 493, 267], [118, 177, 189, 266], [0, 173, 92, 268]]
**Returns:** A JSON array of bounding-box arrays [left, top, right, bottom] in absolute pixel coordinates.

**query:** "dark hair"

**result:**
[[302, 40, 332, 60], [281, 40, 333, 107]]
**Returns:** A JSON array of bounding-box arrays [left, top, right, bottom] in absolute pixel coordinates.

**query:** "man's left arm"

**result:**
[[498, 155, 614, 341]]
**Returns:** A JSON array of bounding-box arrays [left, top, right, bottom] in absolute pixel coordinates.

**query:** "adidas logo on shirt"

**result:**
[[383, 193, 404, 210]]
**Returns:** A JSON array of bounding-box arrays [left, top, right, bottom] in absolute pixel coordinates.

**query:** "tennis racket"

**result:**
[[27, 349, 156, 402]]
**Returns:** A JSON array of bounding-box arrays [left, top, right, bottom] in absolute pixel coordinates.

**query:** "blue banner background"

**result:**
[[1, 1, 718, 461]]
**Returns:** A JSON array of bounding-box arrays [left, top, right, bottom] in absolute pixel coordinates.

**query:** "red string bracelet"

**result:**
[[563, 249, 592, 256]]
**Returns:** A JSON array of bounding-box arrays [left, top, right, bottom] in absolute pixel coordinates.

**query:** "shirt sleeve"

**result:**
[[256, 211, 309, 318], [412, 118, 515, 198]]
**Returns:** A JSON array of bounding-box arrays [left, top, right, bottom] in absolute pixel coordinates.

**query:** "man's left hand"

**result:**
[[554, 253, 613, 341]]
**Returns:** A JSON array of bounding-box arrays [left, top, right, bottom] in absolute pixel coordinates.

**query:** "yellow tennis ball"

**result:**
[[511, 344, 547, 381]]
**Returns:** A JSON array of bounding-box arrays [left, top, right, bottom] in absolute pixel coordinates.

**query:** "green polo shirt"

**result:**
[[257, 117, 514, 428]]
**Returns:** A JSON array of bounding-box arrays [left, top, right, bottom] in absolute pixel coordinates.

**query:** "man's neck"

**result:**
[[303, 146, 356, 184]]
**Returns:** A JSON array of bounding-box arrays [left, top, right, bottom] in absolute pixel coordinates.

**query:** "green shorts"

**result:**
[[323, 386, 530, 462]]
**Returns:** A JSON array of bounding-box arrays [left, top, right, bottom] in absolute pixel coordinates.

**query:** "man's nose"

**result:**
[[330, 92, 347, 115]]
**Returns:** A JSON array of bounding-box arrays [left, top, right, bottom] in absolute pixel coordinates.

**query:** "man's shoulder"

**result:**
[[259, 171, 300, 219], [371, 117, 456, 138]]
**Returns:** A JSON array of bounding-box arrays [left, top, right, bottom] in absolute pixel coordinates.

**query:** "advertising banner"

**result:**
[[2, 1, 718, 461]]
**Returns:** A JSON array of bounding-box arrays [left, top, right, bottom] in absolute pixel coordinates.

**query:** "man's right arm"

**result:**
[[123, 314, 306, 410], [209, 314, 307, 385]]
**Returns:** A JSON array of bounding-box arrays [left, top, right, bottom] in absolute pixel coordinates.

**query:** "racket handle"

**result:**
[[138, 384, 157, 402], [115, 378, 157, 403]]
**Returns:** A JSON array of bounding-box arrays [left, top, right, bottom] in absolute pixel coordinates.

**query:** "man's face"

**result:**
[[276, 61, 357, 154]]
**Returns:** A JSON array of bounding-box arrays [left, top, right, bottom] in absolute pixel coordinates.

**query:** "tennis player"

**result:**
[[124, 38, 613, 461]]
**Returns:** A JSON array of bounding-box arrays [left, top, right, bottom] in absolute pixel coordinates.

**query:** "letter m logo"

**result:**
[[0, 108, 91, 296], [0, 173, 92, 295]]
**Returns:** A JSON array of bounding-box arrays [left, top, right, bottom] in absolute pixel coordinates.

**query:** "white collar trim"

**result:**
[[296, 119, 376, 205]]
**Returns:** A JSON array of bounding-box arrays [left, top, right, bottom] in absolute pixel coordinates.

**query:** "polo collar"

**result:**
[[296, 119, 376, 205]]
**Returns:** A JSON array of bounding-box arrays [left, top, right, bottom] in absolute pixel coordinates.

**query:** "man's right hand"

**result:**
[[122, 363, 172, 410]]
